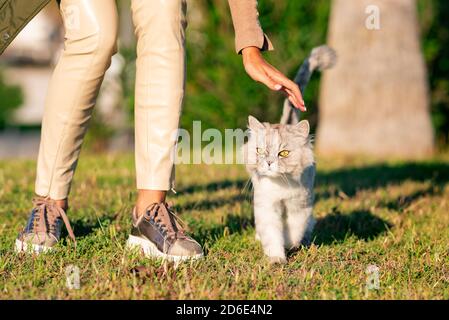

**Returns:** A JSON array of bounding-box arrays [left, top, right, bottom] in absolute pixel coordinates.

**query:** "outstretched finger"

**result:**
[[268, 71, 305, 108], [283, 87, 307, 112]]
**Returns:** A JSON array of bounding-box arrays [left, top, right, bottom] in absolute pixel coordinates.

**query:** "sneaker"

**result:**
[[15, 196, 76, 253], [127, 202, 203, 262]]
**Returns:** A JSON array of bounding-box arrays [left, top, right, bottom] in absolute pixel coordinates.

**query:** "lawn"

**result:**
[[0, 153, 448, 299]]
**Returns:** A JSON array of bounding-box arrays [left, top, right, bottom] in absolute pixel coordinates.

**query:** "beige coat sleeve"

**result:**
[[227, 0, 274, 54]]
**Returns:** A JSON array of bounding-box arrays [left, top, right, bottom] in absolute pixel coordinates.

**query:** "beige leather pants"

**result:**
[[35, 0, 186, 199]]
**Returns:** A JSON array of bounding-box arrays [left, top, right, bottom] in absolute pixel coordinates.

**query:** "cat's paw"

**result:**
[[268, 256, 287, 265]]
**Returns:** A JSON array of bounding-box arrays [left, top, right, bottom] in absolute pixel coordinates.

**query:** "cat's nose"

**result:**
[[267, 160, 273, 166]]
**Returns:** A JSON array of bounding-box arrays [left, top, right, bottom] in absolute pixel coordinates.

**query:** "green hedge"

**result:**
[[418, 0, 449, 145], [0, 69, 23, 129], [2, 0, 443, 146], [182, 0, 330, 132], [113, 0, 449, 147]]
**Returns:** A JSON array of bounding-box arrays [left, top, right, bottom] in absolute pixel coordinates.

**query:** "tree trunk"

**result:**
[[317, 0, 434, 158]]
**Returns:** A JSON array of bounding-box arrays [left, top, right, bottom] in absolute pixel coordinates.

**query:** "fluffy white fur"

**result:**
[[243, 45, 335, 263], [244, 116, 316, 264]]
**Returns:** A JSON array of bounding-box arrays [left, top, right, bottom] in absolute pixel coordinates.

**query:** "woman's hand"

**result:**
[[242, 46, 306, 111]]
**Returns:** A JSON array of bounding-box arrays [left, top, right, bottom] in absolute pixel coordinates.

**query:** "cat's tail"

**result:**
[[280, 45, 337, 125]]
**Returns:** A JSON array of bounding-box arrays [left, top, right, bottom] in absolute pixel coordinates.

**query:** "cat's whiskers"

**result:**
[[240, 177, 254, 205], [281, 172, 294, 191], [241, 177, 252, 195]]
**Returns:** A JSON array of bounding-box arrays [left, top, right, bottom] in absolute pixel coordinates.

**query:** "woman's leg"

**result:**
[[126, 0, 202, 260], [35, 0, 118, 202], [17, 0, 118, 253], [131, 0, 187, 215]]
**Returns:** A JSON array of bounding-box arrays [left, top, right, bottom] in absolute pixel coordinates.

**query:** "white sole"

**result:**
[[15, 239, 53, 254], [126, 235, 203, 262]]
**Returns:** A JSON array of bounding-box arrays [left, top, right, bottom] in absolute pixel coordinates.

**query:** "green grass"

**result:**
[[0, 153, 448, 299]]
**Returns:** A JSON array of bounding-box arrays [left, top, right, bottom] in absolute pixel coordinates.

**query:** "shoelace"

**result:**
[[31, 197, 76, 245], [145, 202, 187, 241]]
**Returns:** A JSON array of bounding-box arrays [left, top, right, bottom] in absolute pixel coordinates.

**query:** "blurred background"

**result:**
[[0, 0, 447, 159]]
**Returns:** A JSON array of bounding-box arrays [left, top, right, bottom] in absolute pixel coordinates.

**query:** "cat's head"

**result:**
[[244, 115, 314, 178]]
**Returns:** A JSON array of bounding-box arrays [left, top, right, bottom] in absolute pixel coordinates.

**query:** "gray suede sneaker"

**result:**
[[126, 202, 203, 262], [15, 196, 76, 254]]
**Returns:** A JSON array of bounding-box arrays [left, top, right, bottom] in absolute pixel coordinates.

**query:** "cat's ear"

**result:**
[[248, 115, 264, 130], [296, 120, 310, 137]]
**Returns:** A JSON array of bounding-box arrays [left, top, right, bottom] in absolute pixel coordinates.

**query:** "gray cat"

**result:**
[[244, 46, 336, 263]]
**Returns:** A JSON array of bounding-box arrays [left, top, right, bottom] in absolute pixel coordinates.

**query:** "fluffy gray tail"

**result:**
[[280, 45, 337, 125]]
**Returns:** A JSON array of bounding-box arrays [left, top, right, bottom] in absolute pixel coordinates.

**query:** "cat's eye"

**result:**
[[256, 148, 265, 155], [278, 150, 290, 158]]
